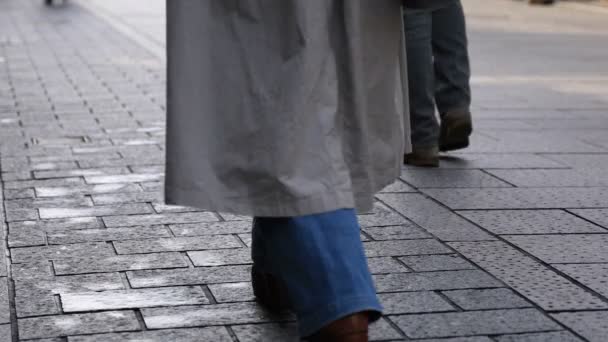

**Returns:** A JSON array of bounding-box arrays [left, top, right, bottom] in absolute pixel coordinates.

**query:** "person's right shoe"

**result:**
[[529, 0, 556, 5], [251, 266, 291, 312], [308, 312, 370, 342], [439, 110, 472, 152], [404, 146, 439, 167]]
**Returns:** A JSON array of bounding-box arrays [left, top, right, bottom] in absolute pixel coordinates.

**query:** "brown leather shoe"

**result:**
[[404, 146, 439, 167], [251, 266, 291, 312], [308, 312, 369, 342], [439, 110, 472, 152]]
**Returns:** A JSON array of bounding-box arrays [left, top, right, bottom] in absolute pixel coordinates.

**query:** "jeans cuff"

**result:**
[[297, 295, 383, 338]]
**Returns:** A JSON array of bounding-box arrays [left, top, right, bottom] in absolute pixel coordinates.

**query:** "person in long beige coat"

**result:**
[[165, 1, 410, 340]]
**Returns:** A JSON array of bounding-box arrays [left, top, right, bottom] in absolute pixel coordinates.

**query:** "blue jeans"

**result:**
[[404, 0, 471, 148], [252, 209, 382, 338]]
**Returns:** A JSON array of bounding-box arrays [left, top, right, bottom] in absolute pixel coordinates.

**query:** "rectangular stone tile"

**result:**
[[410, 338, 494, 342], [367, 257, 409, 274], [392, 309, 560, 339], [363, 224, 431, 241], [504, 234, 608, 263], [568, 209, 608, 229], [449, 241, 608, 310], [84, 173, 163, 184], [19, 311, 140, 339], [11, 262, 53, 280], [231, 323, 299, 342], [379, 291, 454, 314], [542, 153, 608, 169], [36, 183, 142, 197], [142, 302, 291, 329], [357, 203, 410, 228], [91, 192, 160, 205], [400, 169, 512, 188], [39, 203, 153, 219], [5, 208, 38, 222], [208, 282, 254, 303], [62, 286, 208, 312], [0, 324, 10, 342], [495, 331, 584, 342], [551, 311, 608, 342], [5, 196, 93, 210], [127, 265, 251, 288], [114, 235, 241, 254], [188, 248, 251, 267], [555, 264, 608, 298], [217, 213, 253, 222], [47, 226, 171, 244], [4, 188, 35, 199], [374, 270, 502, 293], [67, 327, 233, 342], [0, 278, 9, 324], [34, 167, 130, 180], [54, 253, 188, 275], [103, 212, 219, 227], [380, 180, 417, 193], [459, 210, 607, 235], [152, 203, 200, 214], [487, 169, 608, 187], [442, 288, 532, 310], [11, 242, 113, 263], [10, 217, 101, 233], [424, 188, 608, 210], [378, 194, 496, 241], [170, 221, 252, 237], [439, 153, 566, 169], [399, 255, 475, 272], [364, 239, 451, 257], [5, 177, 84, 190]]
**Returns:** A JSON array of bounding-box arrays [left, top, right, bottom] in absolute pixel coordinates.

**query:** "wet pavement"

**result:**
[[1, 0, 608, 341]]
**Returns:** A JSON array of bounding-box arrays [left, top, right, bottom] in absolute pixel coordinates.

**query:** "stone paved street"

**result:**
[[1, 0, 608, 341]]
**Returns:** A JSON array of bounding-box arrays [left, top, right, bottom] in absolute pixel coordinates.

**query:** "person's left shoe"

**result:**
[[251, 266, 292, 312], [439, 110, 473, 152], [308, 312, 369, 342]]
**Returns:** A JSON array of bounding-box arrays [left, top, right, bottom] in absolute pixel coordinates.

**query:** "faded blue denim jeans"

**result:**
[[252, 209, 382, 338], [404, 0, 472, 148]]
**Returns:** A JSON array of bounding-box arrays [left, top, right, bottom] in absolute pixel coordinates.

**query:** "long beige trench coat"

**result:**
[[165, 1, 411, 217]]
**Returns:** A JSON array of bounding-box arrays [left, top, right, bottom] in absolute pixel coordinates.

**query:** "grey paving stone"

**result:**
[[103, 212, 219, 227], [487, 169, 608, 187], [54, 252, 188, 275], [400, 169, 512, 188], [424, 188, 608, 210], [84, 173, 163, 184], [170, 221, 252, 236], [142, 302, 292, 329], [380, 180, 417, 193], [4, 188, 35, 199], [378, 194, 496, 241], [11, 242, 113, 263], [231, 323, 299, 342], [459, 210, 607, 235], [217, 212, 253, 222], [568, 209, 608, 229], [364, 239, 451, 258], [542, 153, 608, 169], [495, 331, 584, 342], [36, 183, 142, 197], [62, 286, 208, 312], [5, 208, 38, 222], [357, 203, 410, 228], [379, 291, 454, 314], [67, 327, 233, 342], [449, 241, 608, 310], [554, 264, 608, 298], [114, 235, 241, 254], [367, 257, 409, 274], [152, 203, 200, 214], [442, 288, 532, 310], [19, 311, 140, 339], [391, 309, 560, 339], [91, 192, 160, 205], [188, 248, 251, 267], [410, 338, 493, 342], [374, 270, 502, 293], [126, 265, 250, 289], [399, 255, 475, 272], [47, 226, 171, 244], [34, 167, 130, 180], [10, 262, 53, 280], [5, 177, 84, 190], [208, 282, 254, 303], [0, 278, 8, 324], [39, 203, 153, 219], [552, 311, 608, 342], [9, 217, 102, 232], [363, 224, 431, 241], [5, 196, 93, 210], [504, 234, 608, 263], [0, 325, 10, 342]]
